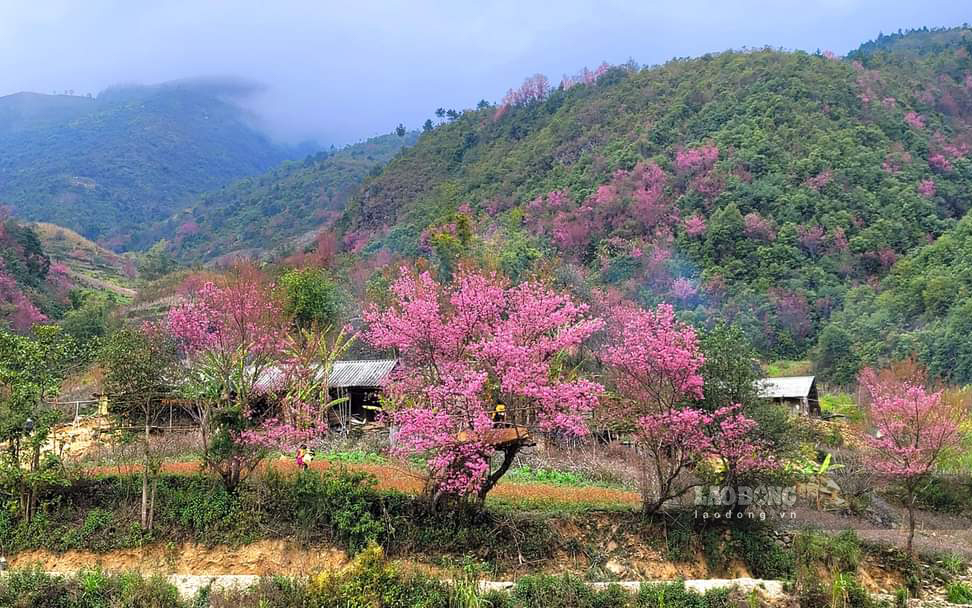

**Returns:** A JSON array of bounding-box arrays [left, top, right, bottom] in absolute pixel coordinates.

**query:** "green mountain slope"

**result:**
[[156, 131, 419, 263], [0, 81, 300, 247], [32, 223, 136, 298], [820, 210, 972, 385], [337, 28, 972, 358]]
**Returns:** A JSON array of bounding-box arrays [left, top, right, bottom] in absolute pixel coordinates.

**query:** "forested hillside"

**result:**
[[820, 210, 972, 385], [337, 27, 972, 361], [0, 81, 301, 247], [156, 131, 419, 263], [0, 216, 72, 331]]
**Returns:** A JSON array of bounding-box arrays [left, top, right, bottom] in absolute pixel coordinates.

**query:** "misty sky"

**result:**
[[0, 1, 968, 145]]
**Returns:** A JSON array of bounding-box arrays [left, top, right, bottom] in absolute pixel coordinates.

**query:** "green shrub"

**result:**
[[913, 476, 972, 513], [729, 525, 793, 579], [947, 582, 972, 605], [260, 468, 386, 553], [637, 580, 731, 608], [311, 544, 451, 608], [510, 574, 632, 608], [829, 573, 875, 608], [893, 587, 909, 608], [792, 528, 860, 574], [939, 551, 967, 576], [0, 568, 185, 608]]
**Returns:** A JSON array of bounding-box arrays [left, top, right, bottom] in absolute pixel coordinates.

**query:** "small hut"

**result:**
[[756, 375, 820, 416], [327, 359, 397, 425]]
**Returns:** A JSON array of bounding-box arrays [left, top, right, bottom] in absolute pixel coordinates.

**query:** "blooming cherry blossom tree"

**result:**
[[166, 263, 290, 490], [600, 303, 773, 513], [599, 302, 706, 512], [857, 362, 970, 553], [364, 268, 603, 507]]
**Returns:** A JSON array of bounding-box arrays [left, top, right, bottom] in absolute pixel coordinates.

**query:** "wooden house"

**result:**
[[328, 359, 397, 425], [252, 359, 397, 428], [756, 375, 820, 416]]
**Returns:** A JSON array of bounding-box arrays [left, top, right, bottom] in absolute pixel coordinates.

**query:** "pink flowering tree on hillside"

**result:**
[[857, 361, 970, 553], [599, 303, 771, 513], [364, 268, 604, 508], [166, 263, 290, 490], [599, 302, 705, 513]]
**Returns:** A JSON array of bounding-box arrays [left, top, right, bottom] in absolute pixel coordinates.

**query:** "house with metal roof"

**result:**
[[328, 360, 397, 426], [755, 375, 820, 416], [253, 359, 398, 427]]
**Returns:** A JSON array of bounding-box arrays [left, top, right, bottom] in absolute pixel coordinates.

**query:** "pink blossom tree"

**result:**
[[804, 170, 833, 191], [0, 269, 46, 332], [743, 212, 776, 242], [857, 361, 970, 553], [675, 145, 719, 173], [683, 214, 707, 237], [917, 179, 936, 199], [166, 262, 290, 490], [364, 268, 603, 508], [599, 302, 707, 512], [904, 111, 926, 129], [797, 225, 826, 256], [600, 303, 773, 513], [704, 403, 776, 510]]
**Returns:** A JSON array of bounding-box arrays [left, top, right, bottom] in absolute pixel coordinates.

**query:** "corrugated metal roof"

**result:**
[[328, 359, 397, 388], [756, 376, 815, 399], [252, 359, 397, 393]]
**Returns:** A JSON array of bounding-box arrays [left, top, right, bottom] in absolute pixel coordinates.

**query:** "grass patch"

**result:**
[[763, 360, 812, 377], [314, 449, 388, 465], [505, 466, 625, 489], [947, 582, 972, 605], [819, 392, 863, 422]]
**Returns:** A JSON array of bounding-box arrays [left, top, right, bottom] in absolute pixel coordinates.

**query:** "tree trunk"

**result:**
[[141, 418, 150, 528], [148, 478, 158, 531], [476, 443, 521, 503], [26, 443, 40, 524], [906, 492, 916, 555]]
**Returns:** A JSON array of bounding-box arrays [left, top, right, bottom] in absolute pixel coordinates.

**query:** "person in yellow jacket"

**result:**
[[492, 403, 507, 426]]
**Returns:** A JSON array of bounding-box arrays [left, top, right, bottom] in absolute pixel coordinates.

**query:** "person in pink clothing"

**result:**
[[295, 444, 309, 471]]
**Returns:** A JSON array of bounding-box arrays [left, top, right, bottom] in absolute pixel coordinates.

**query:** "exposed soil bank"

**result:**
[[10, 540, 347, 576]]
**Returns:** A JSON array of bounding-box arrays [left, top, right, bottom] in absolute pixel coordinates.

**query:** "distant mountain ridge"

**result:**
[[154, 130, 420, 263], [0, 80, 306, 248]]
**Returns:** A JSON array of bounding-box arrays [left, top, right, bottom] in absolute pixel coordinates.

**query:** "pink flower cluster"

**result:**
[[675, 145, 719, 173], [166, 278, 286, 358], [365, 269, 605, 497], [797, 225, 826, 256], [743, 213, 776, 242], [683, 214, 706, 237], [495, 73, 551, 119], [804, 170, 833, 191], [0, 270, 46, 332], [600, 302, 704, 406], [858, 368, 962, 477], [670, 277, 698, 301], [904, 111, 926, 129], [917, 179, 936, 199], [560, 63, 610, 90], [525, 162, 676, 259]]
